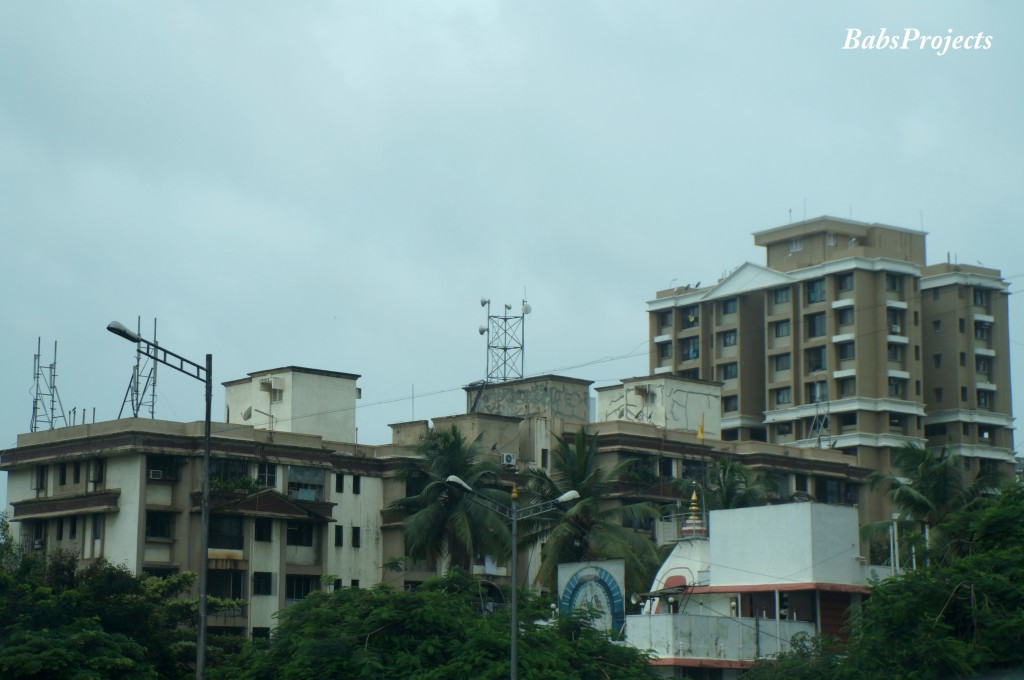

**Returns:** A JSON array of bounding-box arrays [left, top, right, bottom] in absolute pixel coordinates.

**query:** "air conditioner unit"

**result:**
[[890, 325, 901, 334], [499, 452, 516, 467], [149, 469, 164, 480]]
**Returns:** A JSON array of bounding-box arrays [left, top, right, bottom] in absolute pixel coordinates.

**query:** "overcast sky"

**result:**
[[2, 2, 1022, 508]]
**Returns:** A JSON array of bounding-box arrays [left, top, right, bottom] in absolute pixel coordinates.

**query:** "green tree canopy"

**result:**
[[212, 571, 657, 680]]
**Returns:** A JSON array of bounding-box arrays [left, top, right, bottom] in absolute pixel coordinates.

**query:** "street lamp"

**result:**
[[446, 475, 579, 680], [107, 321, 213, 680]]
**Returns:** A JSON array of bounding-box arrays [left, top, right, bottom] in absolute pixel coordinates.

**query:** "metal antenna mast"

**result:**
[[808, 377, 832, 448], [118, 317, 159, 418], [479, 297, 530, 383], [30, 338, 67, 432]]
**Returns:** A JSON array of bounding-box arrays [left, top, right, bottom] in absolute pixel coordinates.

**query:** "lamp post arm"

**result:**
[[135, 339, 209, 384]]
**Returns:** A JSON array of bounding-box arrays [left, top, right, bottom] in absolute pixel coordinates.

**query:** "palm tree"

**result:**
[[389, 425, 510, 572], [521, 430, 659, 595], [699, 457, 775, 510], [869, 443, 1004, 530]]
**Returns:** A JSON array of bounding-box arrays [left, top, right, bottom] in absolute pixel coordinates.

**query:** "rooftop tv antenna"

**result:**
[[117, 317, 159, 418], [30, 337, 68, 432], [479, 297, 530, 383]]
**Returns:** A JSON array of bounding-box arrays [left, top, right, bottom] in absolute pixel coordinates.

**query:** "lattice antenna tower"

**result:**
[[478, 297, 531, 383], [118, 317, 159, 418], [807, 377, 832, 448], [30, 337, 68, 432]]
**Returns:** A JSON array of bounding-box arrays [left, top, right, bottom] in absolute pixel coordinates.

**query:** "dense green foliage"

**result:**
[[743, 483, 1024, 680], [522, 430, 660, 596], [0, 515, 242, 679], [699, 457, 775, 510], [212, 570, 656, 680], [389, 425, 511, 571]]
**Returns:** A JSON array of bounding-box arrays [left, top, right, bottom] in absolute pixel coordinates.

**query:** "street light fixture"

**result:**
[[445, 475, 579, 680], [107, 321, 213, 680]]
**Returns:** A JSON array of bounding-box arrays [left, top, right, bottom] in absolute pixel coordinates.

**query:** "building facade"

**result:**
[[647, 217, 1014, 520]]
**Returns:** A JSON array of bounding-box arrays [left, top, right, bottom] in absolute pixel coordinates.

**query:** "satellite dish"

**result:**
[[242, 407, 252, 421], [504, 303, 512, 311], [478, 326, 487, 336], [522, 303, 532, 315], [630, 592, 641, 605], [480, 297, 489, 307]]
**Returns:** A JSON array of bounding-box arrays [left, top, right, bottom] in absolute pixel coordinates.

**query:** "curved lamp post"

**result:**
[[107, 321, 212, 680], [446, 475, 578, 680]]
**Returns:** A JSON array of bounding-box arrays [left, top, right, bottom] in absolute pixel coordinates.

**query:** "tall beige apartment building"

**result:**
[[647, 217, 1013, 520]]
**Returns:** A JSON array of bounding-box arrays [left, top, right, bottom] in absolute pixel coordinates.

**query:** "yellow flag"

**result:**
[[697, 413, 705, 440]]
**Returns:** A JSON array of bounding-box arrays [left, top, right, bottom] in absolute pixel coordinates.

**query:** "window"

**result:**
[[253, 627, 271, 639], [839, 378, 856, 396], [90, 459, 105, 484], [885, 274, 902, 292], [254, 517, 272, 542], [211, 459, 250, 486], [915, 345, 921, 360], [789, 237, 803, 252], [836, 272, 854, 291], [209, 515, 244, 549], [209, 569, 245, 600], [59, 463, 67, 486], [351, 526, 361, 548], [960, 352, 967, 367], [335, 525, 344, 547], [978, 390, 993, 408], [776, 422, 793, 436], [840, 412, 857, 427], [721, 298, 737, 315], [773, 320, 791, 338], [351, 580, 360, 589], [975, 323, 991, 341], [806, 279, 826, 304], [719, 363, 738, 380], [806, 313, 826, 338], [774, 387, 792, 406], [722, 396, 738, 412], [270, 388, 284, 403], [959, 318, 966, 333], [73, 462, 81, 485], [33, 465, 47, 491], [976, 356, 991, 374], [257, 463, 276, 488], [658, 342, 672, 359], [335, 473, 345, 493], [773, 354, 792, 371], [924, 423, 948, 438], [826, 232, 837, 246], [916, 380, 921, 396], [92, 514, 103, 540], [657, 310, 672, 329], [659, 458, 674, 478], [69, 516, 77, 540], [774, 288, 790, 304], [287, 521, 314, 547], [720, 330, 738, 347], [887, 344, 902, 362], [961, 386, 968, 401], [145, 511, 174, 540], [933, 320, 942, 333], [933, 288, 940, 300], [934, 388, 943, 402], [683, 306, 699, 328], [838, 307, 854, 326], [933, 354, 942, 368], [680, 337, 700, 360], [287, 466, 325, 501], [285, 575, 318, 601], [352, 475, 361, 495], [973, 288, 990, 306], [56, 517, 64, 541], [963, 423, 971, 436], [888, 379, 904, 397], [806, 346, 826, 373], [838, 343, 855, 361], [806, 381, 828, 402], [541, 448, 549, 468], [914, 311, 919, 326], [147, 454, 179, 481]]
